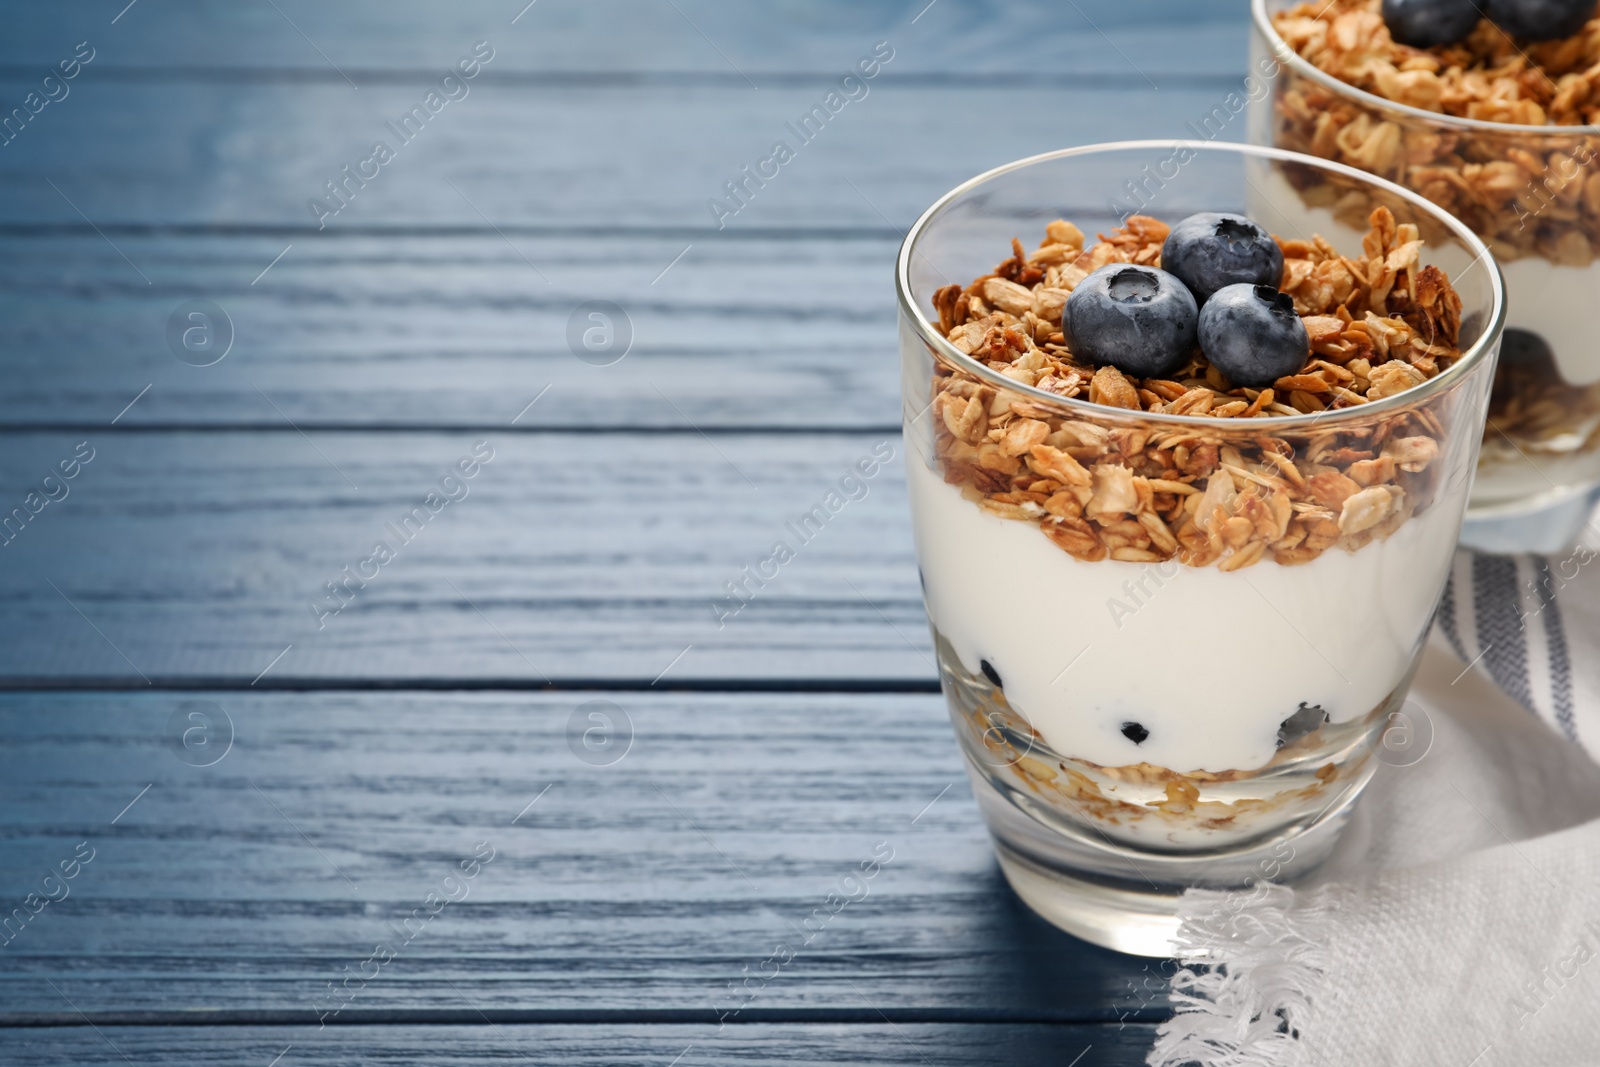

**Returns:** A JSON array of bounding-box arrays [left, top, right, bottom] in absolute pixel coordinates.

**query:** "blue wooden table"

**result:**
[[0, 2, 1249, 1061]]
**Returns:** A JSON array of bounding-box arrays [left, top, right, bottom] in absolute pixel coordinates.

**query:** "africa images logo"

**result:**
[[308, 41, 496, 229]]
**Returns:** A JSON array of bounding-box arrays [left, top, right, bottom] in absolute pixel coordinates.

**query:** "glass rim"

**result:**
[[1250, 0, 1600, 137], [894, 139, 1506, 433]]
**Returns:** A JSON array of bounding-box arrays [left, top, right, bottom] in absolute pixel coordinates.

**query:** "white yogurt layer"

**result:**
[[907, 454, 1460, 773], [1252, 167, 1600, 384]]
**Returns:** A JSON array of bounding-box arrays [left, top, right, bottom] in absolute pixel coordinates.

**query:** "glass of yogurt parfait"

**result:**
[[1251, 0, 1600, 550], [897, 141, 1504, 956]]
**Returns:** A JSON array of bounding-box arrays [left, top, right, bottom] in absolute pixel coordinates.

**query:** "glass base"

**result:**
[[972, 757, 1360, 957], [992, 839, 1184, 957], [934, 627, 1386, 956], [1460, 482, 1600, 555]]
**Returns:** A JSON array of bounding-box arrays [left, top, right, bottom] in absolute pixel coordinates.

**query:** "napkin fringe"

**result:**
[[1148, 882, 1344, 1067]]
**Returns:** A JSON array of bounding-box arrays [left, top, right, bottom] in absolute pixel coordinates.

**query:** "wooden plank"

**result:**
[[0, 81, 1247, 229], [0, 692, 1170, 1020], [0, 234, 903, 430], [0, 0, 1244, 77], [0, 1023, 1161, 1066], [0, 431, 928, 683], [0, 2, 1232, 1053]]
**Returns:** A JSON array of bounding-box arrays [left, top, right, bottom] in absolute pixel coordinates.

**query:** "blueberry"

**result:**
[[1062, 265, 1198, 378], [1197, 284, 1310, 389], [1382, 0, 1482, 46], [1161, 213, 1285, 305], [1499, 327, 1556, 369], [1120, 721, 1149, 745], [1486, 0, 1595, 39], [980, 659, 1003, 689], [1492, 330, 1562, 418], [1276, 703, 1328, 749]]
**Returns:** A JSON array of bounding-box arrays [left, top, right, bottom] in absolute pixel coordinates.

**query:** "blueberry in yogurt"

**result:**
[[1197, 284, 1310, 388], [980, 659, 1003, 689], [1381, 0, 1482, 46], [1276, 702, 1329, 749], [1498, 328, 1556, 370], [1062, 265, 1198, 378], [1161, 212, 1284, 304], [1120, 721, 1149, 745], [1485, 0, 1596, 40]]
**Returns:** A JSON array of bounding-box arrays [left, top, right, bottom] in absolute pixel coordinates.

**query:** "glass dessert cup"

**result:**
[[1251, 0, 1600, 551], [897, 141, 1504, 956]]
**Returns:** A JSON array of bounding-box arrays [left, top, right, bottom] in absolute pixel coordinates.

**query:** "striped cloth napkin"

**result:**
[[1435, 549, 1598, 751], [1149, 545, 1600, 1067]]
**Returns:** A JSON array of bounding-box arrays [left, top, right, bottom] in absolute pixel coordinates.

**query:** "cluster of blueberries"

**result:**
[[1062, 212, 1306, 389], [1383, 0, 1595, 47]]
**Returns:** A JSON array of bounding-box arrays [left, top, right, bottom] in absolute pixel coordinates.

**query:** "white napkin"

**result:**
[[1149, 549, 1600, 1067]]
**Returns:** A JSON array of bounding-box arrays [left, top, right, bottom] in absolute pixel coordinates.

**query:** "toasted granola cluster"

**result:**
[[1277, 0, 1600, 125], [925, 209, 1463, 570], [1272, 0, 1600, 264]]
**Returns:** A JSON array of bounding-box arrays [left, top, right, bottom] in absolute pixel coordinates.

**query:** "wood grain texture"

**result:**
[[0, 2, 1266, 1059], [0, 1023, 1161, 1066], [0, 0, 1244, 77], [0, 431, 931, 683], [0, 234, 904, 430], [0, 692, 1172, 1020], [0, 81, 1247, 229]]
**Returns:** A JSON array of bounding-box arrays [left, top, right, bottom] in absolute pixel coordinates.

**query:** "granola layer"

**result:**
[[967, 698, 1348, 838], [925, 209, 1462, 570], [1267, 0, 1600, 465], [1272, 0, 1600, 264], [1277, 0, 1600, 126], [942, 649, 1383, 845]]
